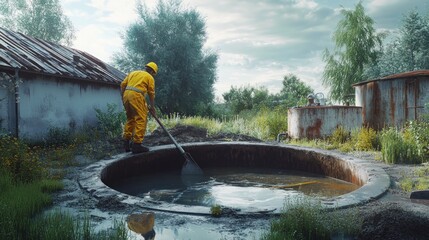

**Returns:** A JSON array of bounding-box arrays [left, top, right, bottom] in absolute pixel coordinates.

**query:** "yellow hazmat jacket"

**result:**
[[121, 70, 155, 100], [121, 71, 155, 143]]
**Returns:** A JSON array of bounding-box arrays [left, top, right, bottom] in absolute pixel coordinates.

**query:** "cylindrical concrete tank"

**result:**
[[288, 106, 362, 139], [353, 70, 429, 130]]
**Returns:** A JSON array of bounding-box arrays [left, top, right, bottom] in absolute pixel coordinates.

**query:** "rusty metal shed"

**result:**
[[0, 27, 126, 139], [288, 106, 362, 139], [353, 70, 429, 130]]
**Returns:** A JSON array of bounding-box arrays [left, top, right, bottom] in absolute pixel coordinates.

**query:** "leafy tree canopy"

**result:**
[[114, 0, 218, 115], [223, 74, 314, 115], [364, 10, 429, 79], [277, 74, 314, 107], [0, 0, 75, 46], [323, 1, 383, 104], [222, 86, 270, 115]]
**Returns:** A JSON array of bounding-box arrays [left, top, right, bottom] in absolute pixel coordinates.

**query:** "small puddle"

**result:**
[[110, 168, 358, 211]]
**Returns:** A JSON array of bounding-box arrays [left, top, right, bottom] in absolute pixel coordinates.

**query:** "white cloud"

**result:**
[[65, 0, 429, 99], [73, 24, 122, 62], [293, 0, 319, 9]]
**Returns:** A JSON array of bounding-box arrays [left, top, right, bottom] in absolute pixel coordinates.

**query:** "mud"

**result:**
[[48, 126, 429, 240]]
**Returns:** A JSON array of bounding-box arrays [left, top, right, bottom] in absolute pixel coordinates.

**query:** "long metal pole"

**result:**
[[151, 113, 186, 155]]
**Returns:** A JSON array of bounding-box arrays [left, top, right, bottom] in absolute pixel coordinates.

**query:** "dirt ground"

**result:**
[[51, 125, 429, 240]]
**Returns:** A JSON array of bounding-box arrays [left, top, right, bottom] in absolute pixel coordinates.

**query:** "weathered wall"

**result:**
[[0, 86, 9, 131], [288, 106, 363, 139], [18, 76, 122, 140], [355, 77, 429, 130]]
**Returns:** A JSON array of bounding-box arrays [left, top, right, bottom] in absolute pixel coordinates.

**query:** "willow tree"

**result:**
[[0, 0, 75, 46], [322, 1, 383, 104], [114, 0, 218, 115]]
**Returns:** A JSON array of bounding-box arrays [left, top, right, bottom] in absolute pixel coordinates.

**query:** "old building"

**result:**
[[0, 27, 126, 140], [353, 70, 429, 130]]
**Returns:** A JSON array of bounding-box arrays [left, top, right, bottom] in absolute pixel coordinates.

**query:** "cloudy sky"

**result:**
[[62, 0, 429, 100]]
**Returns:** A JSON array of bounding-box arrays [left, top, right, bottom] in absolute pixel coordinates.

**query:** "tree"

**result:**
[[277, 74, 314, 107], [364, 10, 429, 79], [114, 0, 218, 115], [323, 1, 383, 104], [0, 0, 75, 46], [222, 86, 270, 115]]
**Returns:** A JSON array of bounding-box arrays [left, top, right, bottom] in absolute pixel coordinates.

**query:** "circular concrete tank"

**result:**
[[79, 142, 390, 215]]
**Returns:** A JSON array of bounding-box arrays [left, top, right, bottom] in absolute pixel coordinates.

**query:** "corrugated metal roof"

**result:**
[[353, 70, 429, 87], [0, 27, 125, 85]]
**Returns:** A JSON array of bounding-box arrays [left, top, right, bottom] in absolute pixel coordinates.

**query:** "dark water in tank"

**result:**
[[110, 168, 359, 210]]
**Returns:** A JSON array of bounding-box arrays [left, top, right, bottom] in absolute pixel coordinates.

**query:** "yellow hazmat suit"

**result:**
[[121, 70, 155, 144]]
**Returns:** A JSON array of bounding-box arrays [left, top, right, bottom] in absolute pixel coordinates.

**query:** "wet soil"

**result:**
[[49, 125, 429, 240]]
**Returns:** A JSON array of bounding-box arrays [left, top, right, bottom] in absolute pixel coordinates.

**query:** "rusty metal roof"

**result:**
[[0, 27, 125, 85], [353, 70, 429, 87]]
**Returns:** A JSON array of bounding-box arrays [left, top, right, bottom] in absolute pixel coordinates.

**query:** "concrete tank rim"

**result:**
[[78, 141, 390, 216]]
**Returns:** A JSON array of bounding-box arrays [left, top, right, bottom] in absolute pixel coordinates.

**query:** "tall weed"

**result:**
[[95, 103, 126, 139], [261, 198, 361, 240], [330, 126, 350, 146], [406, 121, 429, 162], [0, 135, 45, 183], [43, 127, 74, 147], [355, 127, 378, 151], [0, 175, 59, 239], [380, 127, 422, 164]]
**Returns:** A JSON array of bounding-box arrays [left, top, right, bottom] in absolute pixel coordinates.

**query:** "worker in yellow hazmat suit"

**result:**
[[121, 62, 158, 154]]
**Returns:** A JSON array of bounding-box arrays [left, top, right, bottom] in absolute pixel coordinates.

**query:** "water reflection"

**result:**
[[111, 168, 359, 211]]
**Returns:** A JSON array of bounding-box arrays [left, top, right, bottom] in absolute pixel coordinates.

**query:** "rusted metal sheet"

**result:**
[[354, 71, 429, 130], [0, 27, 125, 85], [288, 106, 363, 139]]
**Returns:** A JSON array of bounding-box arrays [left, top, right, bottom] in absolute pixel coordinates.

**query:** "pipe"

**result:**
[[14, 68, 19, 138], [277, 132, 288, 142]]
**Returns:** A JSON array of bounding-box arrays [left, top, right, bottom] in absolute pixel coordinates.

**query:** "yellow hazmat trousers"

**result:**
[[121, 71, 155, 144]]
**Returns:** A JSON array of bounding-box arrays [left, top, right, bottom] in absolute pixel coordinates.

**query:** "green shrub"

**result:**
[[406, 121, 429, 162], [210, 204, 222, 217], [379, 127, 422, 164], [265, 107, 287, 140], [399, 165, 429, 192], [43, 126, 74, 147], [355, 127, 378, 151], [415, 178, 429, 190], [261, 198, 361, 240], [399, 177, 414, 192], [338, 141, 355, 152], [330, 126, 350, 146], [0, 135, 45, 183], [42, 144, 77, 167], [95, 103, 126, 139]]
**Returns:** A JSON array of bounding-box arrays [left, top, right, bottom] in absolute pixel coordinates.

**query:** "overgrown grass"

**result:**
[[0, 169, 128, 240], [0, 135, 45, 183], [30, 212, 128, 240], [150, 106, 287, 141], [399, 165, 429, 192], [261, 198, 362, 240], [0, 128, 128, 239], [0, 170, 60, 239], [380, 127, 422, 164]]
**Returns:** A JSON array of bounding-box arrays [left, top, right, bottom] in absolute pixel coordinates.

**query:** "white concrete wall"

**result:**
[[288, 106, 363, 139], [18, 76, 122, 140]]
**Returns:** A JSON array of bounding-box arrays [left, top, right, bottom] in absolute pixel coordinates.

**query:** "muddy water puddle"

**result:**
[[110, 168, 358, 211]]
